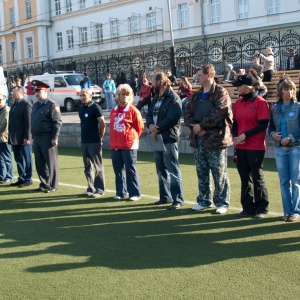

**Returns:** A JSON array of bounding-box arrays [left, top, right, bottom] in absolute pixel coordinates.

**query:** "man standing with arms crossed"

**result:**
[[184, 64, 232, 214], [9, 86, 33, 187], [31, 80, 62, 193], [78, 88, 106, 198]]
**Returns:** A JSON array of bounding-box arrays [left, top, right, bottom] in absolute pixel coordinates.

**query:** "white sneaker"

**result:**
[[91, 192, 104, 198], [129, 196, 141, 201], [192, 204, 213, 211], [113, 195, 126, 200], [216, 206, 228, 214]]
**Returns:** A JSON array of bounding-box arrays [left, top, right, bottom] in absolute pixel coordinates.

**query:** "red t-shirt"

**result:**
[[233, 96, 270, 150]]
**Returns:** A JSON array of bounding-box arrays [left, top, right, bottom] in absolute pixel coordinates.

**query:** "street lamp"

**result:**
[[167, 0, 176, 75]]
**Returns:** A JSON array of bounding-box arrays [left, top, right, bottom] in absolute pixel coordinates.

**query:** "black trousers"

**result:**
[[136, 97, 151, 111], [235, 149, 269, 214], [263, 70, 274, 82]]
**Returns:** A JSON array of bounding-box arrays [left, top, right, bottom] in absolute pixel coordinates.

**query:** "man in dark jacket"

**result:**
[[184, 64, 233, 214], [8, 86, 33, 187], [287, 48, 299, 70], [146, 72, 184, 210]]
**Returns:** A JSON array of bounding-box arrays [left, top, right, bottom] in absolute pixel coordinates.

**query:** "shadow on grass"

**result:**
[[0, 191, 299, 273]]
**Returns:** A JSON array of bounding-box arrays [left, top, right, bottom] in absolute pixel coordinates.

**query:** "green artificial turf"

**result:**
[[0, 148, 299, 300]]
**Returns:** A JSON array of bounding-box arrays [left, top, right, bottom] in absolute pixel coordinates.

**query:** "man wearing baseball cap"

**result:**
[[31, 80, 62, 193]]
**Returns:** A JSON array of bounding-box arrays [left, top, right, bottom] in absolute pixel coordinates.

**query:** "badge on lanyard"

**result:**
[[85, 113, 88, 118], [289, 112, 294, 117]]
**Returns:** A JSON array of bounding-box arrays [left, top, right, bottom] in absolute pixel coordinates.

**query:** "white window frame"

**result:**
[[25, 1, 32, 19], [95, 23, 103, 42], [79, 27, 88, 45], [10, 41, 17, 62], [146, 12, 156, 31], [56, 32, 63, 51], [110, 20, 119, 38], [238, 0, 248, 19], [25, 36, 34, 59], [67, 30, 74, 49], [9, 8, 15, 25], [268, 0, 279, 14], [179, 3, 188, 28], [211, 0, 220, 23], [55, 0, 61, 16], [94, 0, 101, 5], [79, 0, 86, 9], [128, 16, 139, 34], [65, 0, 72, 13]]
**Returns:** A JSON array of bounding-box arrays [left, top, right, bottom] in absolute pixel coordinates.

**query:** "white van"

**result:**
[[24, 73, 104, 112]]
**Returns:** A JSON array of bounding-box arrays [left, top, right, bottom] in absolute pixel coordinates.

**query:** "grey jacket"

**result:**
[[0, 105, 10, 143], [269, 98, 300, 147]]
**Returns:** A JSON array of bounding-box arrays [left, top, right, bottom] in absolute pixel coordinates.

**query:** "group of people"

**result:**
[[0, 80, 62, 193], [1, 62, 300, 223]]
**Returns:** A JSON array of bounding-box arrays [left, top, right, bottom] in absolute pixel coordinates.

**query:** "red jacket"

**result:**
[[178, 84, 192, 98], [110, 104, 144, 150], [25, 82, 35, 95], [139, 84, 152, 99]]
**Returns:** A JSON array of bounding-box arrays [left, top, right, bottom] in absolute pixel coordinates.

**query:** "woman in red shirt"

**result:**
[[178, 76, 192, 115], [136, 78, 153, 112], [110, 84, 144, 201]]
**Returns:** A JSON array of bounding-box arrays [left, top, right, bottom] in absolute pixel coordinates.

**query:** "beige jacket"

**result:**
[[0, 105, 10, 143]]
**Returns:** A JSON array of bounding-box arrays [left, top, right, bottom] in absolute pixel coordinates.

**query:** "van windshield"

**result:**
[[64, 75, 83, 86]]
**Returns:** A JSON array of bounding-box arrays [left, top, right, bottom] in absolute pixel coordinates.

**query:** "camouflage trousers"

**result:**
[[194, 138, 230, 207]]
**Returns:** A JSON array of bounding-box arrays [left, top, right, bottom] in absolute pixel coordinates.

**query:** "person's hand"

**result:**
[[151, 133, 158, 142], [197, 129, 207, 137], [191, 123, 201, 135], [281, 136, 291, 147], [52, 139, 58, 146], [255, 51, 260, 55], [272, 132, 282, 142], [233, 133, 246, 145], [149, 124, 159, 135], [22, 139, 30, 145]]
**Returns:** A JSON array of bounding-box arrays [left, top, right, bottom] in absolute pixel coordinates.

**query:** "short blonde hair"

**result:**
[[115, 84, 134, 105], [277, 77, 297, 99]]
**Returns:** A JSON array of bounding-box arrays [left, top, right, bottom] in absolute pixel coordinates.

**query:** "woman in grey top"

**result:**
[[256, 47, 275, 82]]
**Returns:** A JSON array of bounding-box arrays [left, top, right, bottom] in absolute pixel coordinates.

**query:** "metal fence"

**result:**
[[5, 29, 300, 86]]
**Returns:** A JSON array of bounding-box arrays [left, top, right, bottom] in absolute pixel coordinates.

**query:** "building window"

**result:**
[[94, 0, 101, 5], [25, 1, 32, 19], [25, 37, 33, 58], [179, 3, 188, 28], [66, 0, 72, 13], [211, 0, 220, 23], [79, 27, 88, 45], [110, 20, 119, 38], [67, 30, 74, 49], [128, 16, 138, 34], [79, 0, 86, 9], [95, 23, 103, 42], [56, 32, 63, 51], [238, 0, 248, 18], [55, 0, 61, 15], [9, 8, 15, 25], [268, 0, 279, 14], [146, 12, 156, 31], [10, 41, 17, 61]]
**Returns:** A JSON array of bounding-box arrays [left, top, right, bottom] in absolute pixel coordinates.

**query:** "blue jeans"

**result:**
[[0, 142, 14, 181], [111, 149, 140, 198], [154, 142, 184, 204], [275, 146, 300, 215], [12, 144, 33, 183], [105, 92, 114, 109]]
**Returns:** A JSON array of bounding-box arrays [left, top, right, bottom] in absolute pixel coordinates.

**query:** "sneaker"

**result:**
[[253, 213, 266, 219], [18, 182, 33, 188], [129, 196, 141, 201], [192, 204, 213, 211], [167, 203, 181, 210], [282, 214, 289, 221], [44, 188, 57, 193], [216, 206, 228, 214], [83, 191, 93, 197], [91, 192, 104, 198], [113, 195, 127, 200], [287, 214, 299, 222], [34, 187, 47, 192], [10, 181, 23, 186], [0, 179, 12, 184], [238, 211, 254, 217]]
